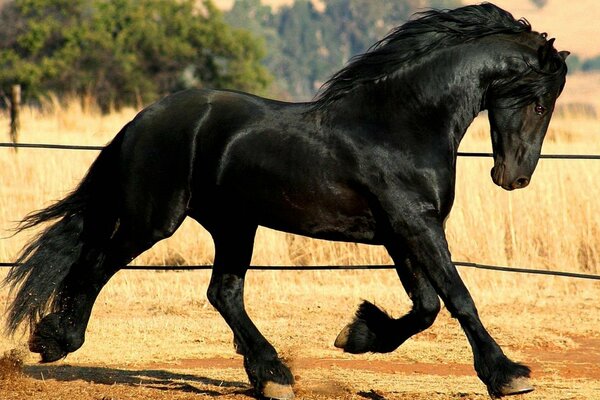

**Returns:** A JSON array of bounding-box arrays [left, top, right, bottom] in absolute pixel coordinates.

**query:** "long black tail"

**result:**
[[4, 124, 129, 335]]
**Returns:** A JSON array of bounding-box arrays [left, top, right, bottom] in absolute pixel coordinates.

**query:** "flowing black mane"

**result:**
[[312, 3, 534, 110]]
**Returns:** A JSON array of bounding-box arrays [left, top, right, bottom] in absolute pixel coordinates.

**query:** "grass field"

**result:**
[[0, 71, 599, 399]]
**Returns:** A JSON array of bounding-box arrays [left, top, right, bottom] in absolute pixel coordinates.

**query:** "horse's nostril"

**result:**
[[514, 177, 530, 189]]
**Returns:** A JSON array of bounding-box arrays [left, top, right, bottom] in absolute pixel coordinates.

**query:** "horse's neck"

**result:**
[[387, 44, 501, 146], [323, 42, 514, 152]]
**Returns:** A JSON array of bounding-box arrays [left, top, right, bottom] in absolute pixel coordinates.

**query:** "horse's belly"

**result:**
[[214, 167, 377, 243], [256, 191, 379, 243]]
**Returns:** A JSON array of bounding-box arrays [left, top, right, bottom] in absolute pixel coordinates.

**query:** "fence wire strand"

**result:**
[[3, 142, 600, 159], [1, 141, 599, 280], [0, 261, 598, 280]]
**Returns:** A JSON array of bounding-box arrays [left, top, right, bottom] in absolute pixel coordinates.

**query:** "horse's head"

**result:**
[[487, 36, 569, 190]]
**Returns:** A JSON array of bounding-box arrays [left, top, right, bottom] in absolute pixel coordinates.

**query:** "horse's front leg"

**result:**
[[392, 210, 532, 397], [335, 250, 441, 354], [207, 226, 294, 400]]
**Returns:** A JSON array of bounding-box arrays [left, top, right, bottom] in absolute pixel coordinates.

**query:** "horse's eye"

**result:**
[[534, 104, 546, 115]]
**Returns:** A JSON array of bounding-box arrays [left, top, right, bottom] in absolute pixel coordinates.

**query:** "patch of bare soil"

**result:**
[[0, 348, 25, 380]]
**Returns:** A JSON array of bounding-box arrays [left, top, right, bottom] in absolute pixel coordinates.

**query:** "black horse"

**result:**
[[5, 3, 568, 399]]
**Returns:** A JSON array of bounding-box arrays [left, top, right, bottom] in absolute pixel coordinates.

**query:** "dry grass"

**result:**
[[0, 77, 599, 399], [1, 77, 598, 287]]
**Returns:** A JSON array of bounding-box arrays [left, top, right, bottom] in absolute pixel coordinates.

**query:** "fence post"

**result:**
[[10, 84, 21, 149]]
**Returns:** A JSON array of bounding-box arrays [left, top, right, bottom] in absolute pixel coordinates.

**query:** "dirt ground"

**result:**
[[1, 271, 599, 400], [2, 337, 600, 400]]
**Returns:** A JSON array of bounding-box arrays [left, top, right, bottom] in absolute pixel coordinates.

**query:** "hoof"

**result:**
[[262, 382, 294, 400], [333, 319, 375, 354], [334, 324, 351, 349], [29, 334, 67, 363], [499, 377, 534, 397], [28, 313, 83, 363]]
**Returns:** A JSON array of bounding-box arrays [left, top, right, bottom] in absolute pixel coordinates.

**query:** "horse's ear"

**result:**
[[538, 38, 556, 68], [558, 50, 570, 61]]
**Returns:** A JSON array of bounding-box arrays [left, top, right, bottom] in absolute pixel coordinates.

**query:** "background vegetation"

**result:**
[[0, 0, 271, 110], [1, 0, 599, 106]]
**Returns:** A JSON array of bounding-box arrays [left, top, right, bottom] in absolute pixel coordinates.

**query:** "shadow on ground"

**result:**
[[24, 364, 252, 397]]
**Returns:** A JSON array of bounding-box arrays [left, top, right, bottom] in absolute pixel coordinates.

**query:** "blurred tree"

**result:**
[[581, 55, 600, 72], [530, 0, 548, 9], [566, 54, 582, 72], [0, 0, 271, 110]]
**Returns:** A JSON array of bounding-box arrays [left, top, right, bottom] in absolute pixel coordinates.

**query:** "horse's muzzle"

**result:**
[[511, 176, 530, 189], [491, 163, 530, 190]]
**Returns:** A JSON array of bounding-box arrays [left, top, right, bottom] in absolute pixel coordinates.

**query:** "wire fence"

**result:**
[[1, 140, 599, 281], [0, 261, 598, 280], [3, 141, 600, 159]]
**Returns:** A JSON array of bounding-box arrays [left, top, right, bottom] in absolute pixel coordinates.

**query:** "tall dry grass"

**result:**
[[0, 92, 598, 380], [0, 92, 599, 310]]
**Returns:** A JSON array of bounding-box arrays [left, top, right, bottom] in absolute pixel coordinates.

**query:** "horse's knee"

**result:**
[[206, 282, 220, 309], [415, 295, 441, 329], [207, 274, 243, 312], [206, 277, 225, 309]]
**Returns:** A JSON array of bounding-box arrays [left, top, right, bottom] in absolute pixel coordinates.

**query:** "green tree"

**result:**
[[0, 0, 271, 110]]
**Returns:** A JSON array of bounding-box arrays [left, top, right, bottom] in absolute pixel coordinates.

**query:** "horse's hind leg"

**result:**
[[29, 217, 184, 363], [28, 244, 124, 362], [206, 225, 294, 400], [335, 247, 440, 354]]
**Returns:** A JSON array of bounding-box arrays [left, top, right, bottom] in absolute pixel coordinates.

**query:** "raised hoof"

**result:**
[[262, 382, 294, 400], [334, 324, 351, 349], [333, 320, 376, 354], [498, 377, 534, 397]]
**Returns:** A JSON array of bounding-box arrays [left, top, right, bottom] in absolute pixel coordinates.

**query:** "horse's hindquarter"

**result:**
[[191, 92, 378, 243]]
